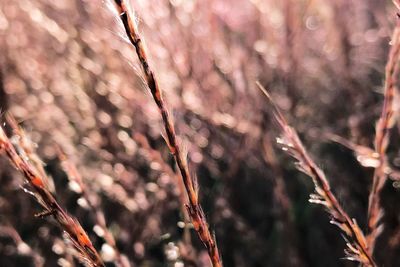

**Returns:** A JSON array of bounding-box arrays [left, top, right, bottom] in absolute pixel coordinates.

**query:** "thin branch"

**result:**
[[257, 82, 377, 267], [367, 13, 400, 252], [0, 125, 104, 267], [111, 1, 222, 266]]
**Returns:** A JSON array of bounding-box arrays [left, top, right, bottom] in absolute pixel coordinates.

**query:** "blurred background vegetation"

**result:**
[[0, 0, 400, 266]]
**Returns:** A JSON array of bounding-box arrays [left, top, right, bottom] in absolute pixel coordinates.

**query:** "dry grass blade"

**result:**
[[6, 114, 56, 192], [111, 1, 222, 266], [367, 10, 400, 252], [256, 82, 377, 266], [0, 125, 104, 267]]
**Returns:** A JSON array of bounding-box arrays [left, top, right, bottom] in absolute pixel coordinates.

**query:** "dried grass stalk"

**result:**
[[0, 125, 104, 267], [256, 82, 377, 267], [111, 1, 222, 266], [367, 14, 400, 252]]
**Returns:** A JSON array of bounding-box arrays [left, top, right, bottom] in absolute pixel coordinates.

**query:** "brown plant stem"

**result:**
[[257, 82, 376, 267], [0, 126, 104, 267], [367, 15, 400, 253], [111, 1, 222, 266]]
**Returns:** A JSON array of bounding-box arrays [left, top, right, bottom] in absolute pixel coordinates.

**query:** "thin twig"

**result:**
[[111, 1, 222, 266], [367, 12, 400, 252], [0, 125, 104, 267], [256, 82, 377, 267]]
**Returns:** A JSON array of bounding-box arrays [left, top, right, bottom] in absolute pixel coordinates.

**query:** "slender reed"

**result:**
[[0, 125, 104, 267], [367, 13, 400, 252], [256, 82, 376, 267], [111, 1, 222, 266], [6, 114, 54, 191]]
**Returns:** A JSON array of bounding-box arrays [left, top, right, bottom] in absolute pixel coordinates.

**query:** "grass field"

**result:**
[[0, 0, 400, 266]]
